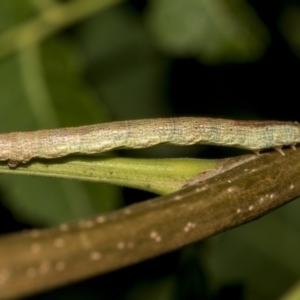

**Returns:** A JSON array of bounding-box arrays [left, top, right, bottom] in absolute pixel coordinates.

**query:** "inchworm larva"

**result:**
[[0, 118, 299, 167]]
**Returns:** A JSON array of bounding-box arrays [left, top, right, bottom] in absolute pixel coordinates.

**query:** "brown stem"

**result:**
[[0, 149, 300, 299]]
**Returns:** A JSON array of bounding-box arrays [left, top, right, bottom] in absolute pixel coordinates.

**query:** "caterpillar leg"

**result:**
[[274, 147, 285, 156], [8, 160, 21, 168]]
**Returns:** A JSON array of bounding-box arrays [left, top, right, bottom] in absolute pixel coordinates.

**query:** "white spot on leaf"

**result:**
[[26, 267, 37, 278], [150, 231, 161, 242], [90, 251, 102, 260], [38, 260, 51, 275], [31, 243, 41, 254], [29, 230, 40, 238], [117, 241, 125, 250], [59, 223, 69, 232], [54, 238, 64, 248], [55, 261, 66, 271], [96, 216, 105, 224], [0, 269, 10, 285], [183, 222, 196, 232]]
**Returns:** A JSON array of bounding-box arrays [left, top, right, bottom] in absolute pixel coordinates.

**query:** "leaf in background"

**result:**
[[0, 0, 35, 31], [145, 0, 270, 63], [80, 5, 171, 120], [0, 7, 120, 225], [280, 5, 300, 58]]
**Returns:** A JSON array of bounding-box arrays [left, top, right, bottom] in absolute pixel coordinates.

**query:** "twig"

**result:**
[[0, 149, 300, 299]]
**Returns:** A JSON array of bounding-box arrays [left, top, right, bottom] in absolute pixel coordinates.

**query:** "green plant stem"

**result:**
[[0, 157, 218, 195]]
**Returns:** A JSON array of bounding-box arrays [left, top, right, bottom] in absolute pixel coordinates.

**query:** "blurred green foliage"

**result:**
[[146, 0, 269, 63], [0, 0, 300, 299]]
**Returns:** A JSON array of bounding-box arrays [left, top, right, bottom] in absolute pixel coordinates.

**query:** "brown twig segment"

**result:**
[[0, 118, 299, 166], [0, 149, 300, 299]]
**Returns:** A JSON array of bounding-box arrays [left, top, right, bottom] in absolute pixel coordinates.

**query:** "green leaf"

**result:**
[[146, 0, 269, 63], [280, 5, 300, 59], [0, 38, 120, 226], [79, 5, 170, 120], [0, 157, 218, 196]]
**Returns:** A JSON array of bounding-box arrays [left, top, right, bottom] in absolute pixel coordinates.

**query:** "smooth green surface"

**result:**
[[0, 157, 218, 195], [0, 5, 120, 225], [146, 0, 269, 63], [0, 1, 299, 299]]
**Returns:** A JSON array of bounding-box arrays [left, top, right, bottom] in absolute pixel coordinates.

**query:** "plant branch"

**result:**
[[0, 149, 300, 298]]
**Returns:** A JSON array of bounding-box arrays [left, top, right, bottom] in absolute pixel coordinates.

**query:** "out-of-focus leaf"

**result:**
[[0, 0, 124, 60], [280, 6, 300, 58], [80, 5, 171, 120], [145, 0, 269, 63], [0, 0, 35, 31], [0, 37, 120, 225], [279, 281, 300, 300]]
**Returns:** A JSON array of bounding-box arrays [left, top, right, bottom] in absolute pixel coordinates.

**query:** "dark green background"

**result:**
[[0, 0, 299, 299]]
